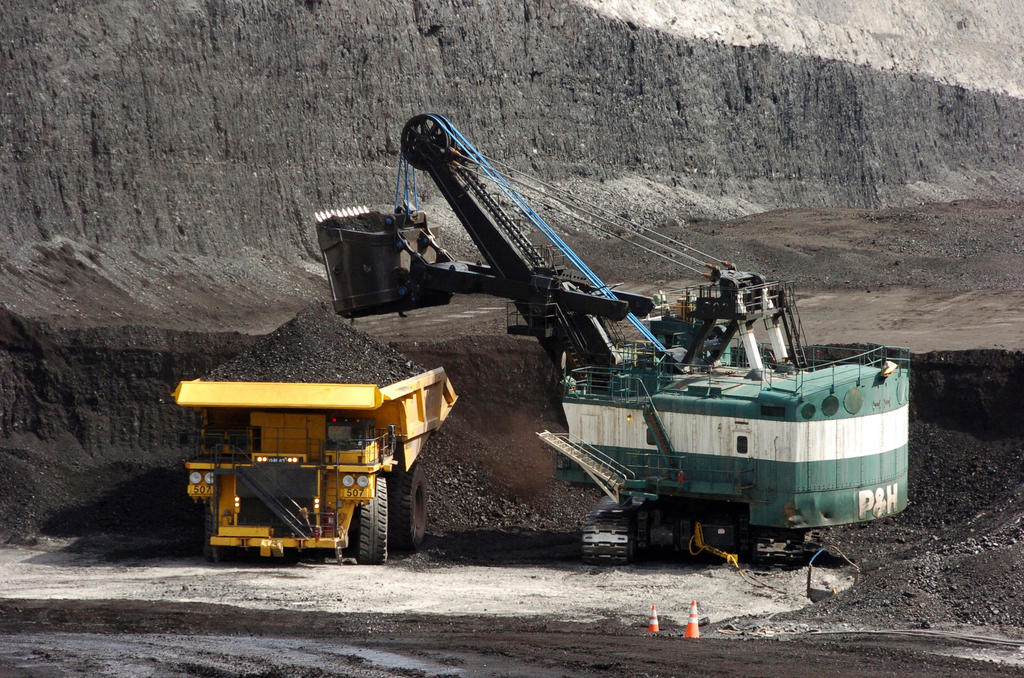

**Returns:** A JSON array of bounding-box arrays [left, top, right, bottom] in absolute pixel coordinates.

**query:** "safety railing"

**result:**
[[658, 280, 792, 316], [559, 443, 739, 486], [782, 344, 910, 392], [507, 301, 557, 335], [563, 366, 651, 403], [611, 449, 739, 485], [537, 245, 567, 272], [540, 430, 635, 501], [565, 341, 909, 402], [196, 427, 324, 463], [234, 465, 313, 538], [186, 425, 399, 471]]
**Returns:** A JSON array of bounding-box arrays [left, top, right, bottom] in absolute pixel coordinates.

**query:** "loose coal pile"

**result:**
[[419, 420, 600, 536], [205, 302, 421, 385], [397, 334, 601, 536], [805, 427, 1024, 629]]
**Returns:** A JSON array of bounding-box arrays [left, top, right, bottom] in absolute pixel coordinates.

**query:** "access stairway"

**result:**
[[234, 465, 312, 539], [537, 430, 632, 501]]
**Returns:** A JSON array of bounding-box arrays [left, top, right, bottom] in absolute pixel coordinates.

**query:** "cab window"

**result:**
[[326, 419, 373, 449]]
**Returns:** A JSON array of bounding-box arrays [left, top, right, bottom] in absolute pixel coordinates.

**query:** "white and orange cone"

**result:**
[[684, 600, 700, 638], [647, 604, 660, 633]]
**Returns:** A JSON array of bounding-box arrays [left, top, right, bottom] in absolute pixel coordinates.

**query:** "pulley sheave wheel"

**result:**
[[401, 114, 452, 170]]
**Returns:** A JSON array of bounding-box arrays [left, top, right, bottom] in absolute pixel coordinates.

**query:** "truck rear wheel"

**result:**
[[388, 462, 426, 551], [356, 476, 388, 564]]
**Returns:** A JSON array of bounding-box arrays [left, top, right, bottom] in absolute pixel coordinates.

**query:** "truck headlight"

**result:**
[[356, 475, 369, 488], [189, 471, 202, 484], [204, 472, 215, 484], [342, 474, 355, 487]]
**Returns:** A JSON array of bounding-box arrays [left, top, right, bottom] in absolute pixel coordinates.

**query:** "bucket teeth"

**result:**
[[315, 206, 371, 224]]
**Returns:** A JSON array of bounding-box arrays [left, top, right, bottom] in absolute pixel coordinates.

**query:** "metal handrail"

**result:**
[[566, 341, 909, 402], [234, 465, 312, 538], [543, 431, 636, 481], [540, 430, 636, 501], [198, 426, 325, 459]]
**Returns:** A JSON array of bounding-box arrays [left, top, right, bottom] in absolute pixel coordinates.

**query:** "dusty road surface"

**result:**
[[0, 540, 831, 623], [1, 540, 1022, 677], [1, 600, 1022, 677]]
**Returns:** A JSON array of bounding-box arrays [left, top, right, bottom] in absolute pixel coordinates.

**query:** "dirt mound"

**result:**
[[810, 461, 1024, 629], [0, 307, 250, 543], [419, 417, 600, 537], [398, 335, 599, 535]]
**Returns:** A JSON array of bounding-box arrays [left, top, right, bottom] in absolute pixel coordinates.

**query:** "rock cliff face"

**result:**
[[2, 1, 1021, 272]]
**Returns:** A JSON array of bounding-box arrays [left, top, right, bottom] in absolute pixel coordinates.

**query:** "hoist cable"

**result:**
[[459, 163, 707, 276], [484, 154, 723, 266], [392, 155, 420, 214], [427, 114, 665, 350], [493, 161, 713, 267]]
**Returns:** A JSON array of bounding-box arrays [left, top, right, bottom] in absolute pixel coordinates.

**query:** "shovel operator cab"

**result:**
[[174, 368, 456, 563]]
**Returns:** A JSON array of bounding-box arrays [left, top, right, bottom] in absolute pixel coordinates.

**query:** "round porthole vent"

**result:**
[[822, 395, 840, 417], [844, 388, 863, 414]]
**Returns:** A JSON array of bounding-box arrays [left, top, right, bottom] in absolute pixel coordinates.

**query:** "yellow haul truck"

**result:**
[[173, 368, 456, 563]]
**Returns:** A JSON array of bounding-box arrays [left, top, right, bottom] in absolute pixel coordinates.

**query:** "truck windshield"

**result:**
[[327, 422, 370, 449]]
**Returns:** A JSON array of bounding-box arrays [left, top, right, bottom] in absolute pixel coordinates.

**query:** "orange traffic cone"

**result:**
[[647, 604, 660, 633], [684, 600, 700, 638]]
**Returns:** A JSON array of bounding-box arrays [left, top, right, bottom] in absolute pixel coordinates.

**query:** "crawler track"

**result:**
[[581, 497, 636, 564]]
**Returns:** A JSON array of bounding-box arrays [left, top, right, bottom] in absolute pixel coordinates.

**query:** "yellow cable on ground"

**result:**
[[689, 522, 789, 594]]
